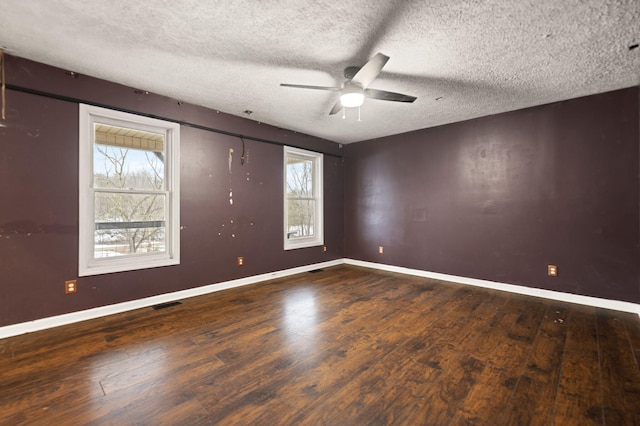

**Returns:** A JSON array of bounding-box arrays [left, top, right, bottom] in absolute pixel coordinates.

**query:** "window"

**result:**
[[79, 104, 180, 276], [284, 146, 323, 250]]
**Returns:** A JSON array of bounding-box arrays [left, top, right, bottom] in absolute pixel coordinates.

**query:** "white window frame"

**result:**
[[283, 146, 323, 250], [78, 104, 180, 276]]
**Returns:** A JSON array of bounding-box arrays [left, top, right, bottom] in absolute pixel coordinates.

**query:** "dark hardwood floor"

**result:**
[[1, 265, 640, 425]]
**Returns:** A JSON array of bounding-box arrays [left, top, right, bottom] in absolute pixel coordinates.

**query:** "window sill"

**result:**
[[284, 237, 323, 251], [79, 254, 179, 276]]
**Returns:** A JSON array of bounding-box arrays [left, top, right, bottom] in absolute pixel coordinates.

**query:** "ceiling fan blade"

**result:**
[[351, 53, 390, 89], [329, 100, 343, 115], [365, 88, 417, 103], [280, 83, 341, 91]]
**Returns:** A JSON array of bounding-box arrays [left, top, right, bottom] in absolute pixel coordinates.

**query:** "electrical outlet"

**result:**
[[378, 246, 384, 254], [548, 265, 558, 277], [65, 280, 77, 294], [237, 257, 244, 267]]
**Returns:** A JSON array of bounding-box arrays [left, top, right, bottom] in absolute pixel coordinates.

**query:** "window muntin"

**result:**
[[284, 146, 323, 250], [79, 105, 180, 276]]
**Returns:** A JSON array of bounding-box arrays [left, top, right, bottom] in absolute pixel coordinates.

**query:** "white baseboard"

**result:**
[[0, 259, 343, 340], [345, 259, 640, 317], [2, 258, 638, 340]]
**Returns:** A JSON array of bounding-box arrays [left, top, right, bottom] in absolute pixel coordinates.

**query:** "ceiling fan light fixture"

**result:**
[[340, 92, 364, 108], [340, 85, 364, 108]]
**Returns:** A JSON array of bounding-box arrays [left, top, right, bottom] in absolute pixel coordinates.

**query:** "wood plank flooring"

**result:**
[[1, 265, 639, 425]]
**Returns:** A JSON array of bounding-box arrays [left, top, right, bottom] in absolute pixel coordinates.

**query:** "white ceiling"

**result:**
[[0, 0, 638, 144]]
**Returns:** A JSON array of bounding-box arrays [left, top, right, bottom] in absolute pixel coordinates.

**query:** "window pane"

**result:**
[[94, 192, 166, 257], [286, 157, 313, 197], [94, 144, 165, 191], [287, 199, 315, 238]]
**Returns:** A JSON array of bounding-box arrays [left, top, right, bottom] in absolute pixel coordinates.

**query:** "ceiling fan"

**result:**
[[280, 53, 417, 116]]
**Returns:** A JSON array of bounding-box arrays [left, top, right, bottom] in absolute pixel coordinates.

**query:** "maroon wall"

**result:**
[[345, 87, 640, 303], [0, 55, 344, 327]]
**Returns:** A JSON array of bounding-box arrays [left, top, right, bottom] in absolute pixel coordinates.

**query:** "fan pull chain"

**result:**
[[358, 105, 361, 122]]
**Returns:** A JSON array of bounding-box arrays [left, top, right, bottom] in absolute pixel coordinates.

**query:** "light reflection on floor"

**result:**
[[89, 344, 168, 415], [282, 288, 318, 351]]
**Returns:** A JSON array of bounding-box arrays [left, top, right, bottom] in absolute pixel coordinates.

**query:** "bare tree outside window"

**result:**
[[286, 157, 315, 239], [93, 140, 167, 258]]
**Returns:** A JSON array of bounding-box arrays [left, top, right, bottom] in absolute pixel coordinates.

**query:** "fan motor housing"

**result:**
[[344, 66, 361, 80]]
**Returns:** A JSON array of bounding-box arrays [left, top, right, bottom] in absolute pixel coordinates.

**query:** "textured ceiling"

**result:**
[[0, 0, 638, 144]]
